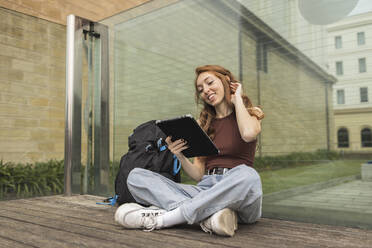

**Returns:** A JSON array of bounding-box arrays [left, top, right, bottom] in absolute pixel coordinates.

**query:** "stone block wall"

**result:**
[[259, 49, 334, 155], [0, 7, 66, 163]]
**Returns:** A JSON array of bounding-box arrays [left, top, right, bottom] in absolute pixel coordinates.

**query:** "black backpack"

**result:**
[[114, 120, 181, 206]]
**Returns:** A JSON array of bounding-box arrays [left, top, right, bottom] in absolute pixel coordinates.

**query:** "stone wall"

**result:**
[[258, 48, 334, 155], [0, 7, 66, 163]]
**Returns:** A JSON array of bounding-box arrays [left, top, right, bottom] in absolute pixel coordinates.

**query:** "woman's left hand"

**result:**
[[230, 82, 242, 105]]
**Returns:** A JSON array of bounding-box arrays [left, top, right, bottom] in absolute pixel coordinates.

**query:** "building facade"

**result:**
[[327, 11, 372, 152]]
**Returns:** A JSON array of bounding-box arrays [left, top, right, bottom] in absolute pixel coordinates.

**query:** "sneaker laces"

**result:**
[[137, 210, 163, 232], [141, 215, 157, 232]]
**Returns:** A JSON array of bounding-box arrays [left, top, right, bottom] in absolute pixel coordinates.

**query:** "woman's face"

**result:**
[[196, 72, 226, 107]]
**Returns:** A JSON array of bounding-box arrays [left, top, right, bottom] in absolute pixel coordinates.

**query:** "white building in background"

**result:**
[[327, 11, 372, 151], [238, 0, 328, 70]]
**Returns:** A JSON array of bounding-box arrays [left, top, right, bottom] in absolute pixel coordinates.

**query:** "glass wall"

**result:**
[[102, 0, 372, 229]]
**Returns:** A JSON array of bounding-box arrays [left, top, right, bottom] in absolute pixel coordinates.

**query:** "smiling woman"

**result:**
[[114, 64, 266, 236]]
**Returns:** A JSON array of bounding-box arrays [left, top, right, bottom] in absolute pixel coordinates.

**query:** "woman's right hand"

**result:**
[[165, 136, 189, 157]]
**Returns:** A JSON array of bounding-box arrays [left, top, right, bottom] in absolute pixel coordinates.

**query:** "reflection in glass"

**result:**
[[101, 0, 372, 230]]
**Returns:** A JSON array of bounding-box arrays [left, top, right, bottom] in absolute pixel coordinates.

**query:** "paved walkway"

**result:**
[[277, 180, 372, 213], [263, 180, 372, 229], [1, 195, 372, 247]]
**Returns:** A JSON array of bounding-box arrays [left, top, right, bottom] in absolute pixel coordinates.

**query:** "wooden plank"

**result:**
[[0, 235, 34, 248], [10, 197, 372, 248], [0, 198, 296, 247], [0, 217, 87, 248], [0, 206, 229, 248], [1, 195, 372, 248]]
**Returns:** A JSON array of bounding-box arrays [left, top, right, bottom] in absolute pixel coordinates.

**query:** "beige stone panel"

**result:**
[[260, 48, 329, 155], [38, 119, 64, 129], [11, 59, 37, 73], [1, 93, 28, 105], [5, 81, 49, 97], [0, 103, 20, 117], [13, 118, 40, 128], [29, 129, 49, 140], [0, 80, 11, 93], [54, 142, 64, 153], [0, 152, 28, 163], [0, 54, 11, 67], [0, 68, 24, 81], [0, 128, 30, 139], [22, 72, 49, 87], [0, 21, 24, 40], [49, 67, 65, 80], [0, 117, 12, 128], [48, 88, 65, 98], [48, 109, 64, 120], [48, 78, 66, 89], [0, 43, 43, 63], [38, 142, 55, 152], [49, 99, 64, 109], [32, 63, 50, 76], [0, 140, 38, 152], [29, 97, 50, 107], [1, 105, 49, 119], [48, 129, 64, 140]]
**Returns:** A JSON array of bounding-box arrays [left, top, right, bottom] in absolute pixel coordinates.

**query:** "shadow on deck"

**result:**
[[0, 195, 371, 248]]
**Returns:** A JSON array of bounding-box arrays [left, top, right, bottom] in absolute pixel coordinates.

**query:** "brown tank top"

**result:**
[[205, 112, 257, 170]]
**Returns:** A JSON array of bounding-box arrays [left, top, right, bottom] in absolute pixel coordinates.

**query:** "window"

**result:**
[[257, 42, 268, 73], [357, 32, 365, 46], [360, 87, 368, 102], [335, 36, 342, 49], [336, 89, 345, 104], [359, 58, 366, 73], [337, 128, 349, 148], [361, 128, 372, 147], [336, 61, 343, 75]]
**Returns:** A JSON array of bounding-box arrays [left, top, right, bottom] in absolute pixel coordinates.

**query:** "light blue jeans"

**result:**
[[127, 164, 262, 224]]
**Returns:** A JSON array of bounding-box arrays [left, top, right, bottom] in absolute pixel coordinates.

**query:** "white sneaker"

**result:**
[[200, 208, 238, 237], [115, 203, 166, 231]]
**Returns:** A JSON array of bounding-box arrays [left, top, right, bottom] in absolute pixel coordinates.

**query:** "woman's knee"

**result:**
[[234, 165, 261, 184], [127, 168, 150, 186]]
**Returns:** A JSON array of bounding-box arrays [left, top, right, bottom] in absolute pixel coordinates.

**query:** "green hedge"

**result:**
[[0, 160, 64, 200], [254, 149, 340, 171]]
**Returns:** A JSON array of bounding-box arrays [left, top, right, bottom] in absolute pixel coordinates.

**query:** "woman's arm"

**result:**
[[165, 137, 205, 182], [231, 83, 262, 142]]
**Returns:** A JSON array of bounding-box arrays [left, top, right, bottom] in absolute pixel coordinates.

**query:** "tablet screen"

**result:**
[[156, 115, 219, 158]]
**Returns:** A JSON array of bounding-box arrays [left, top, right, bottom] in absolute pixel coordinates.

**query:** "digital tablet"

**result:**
[[155, 114, 219, 158]]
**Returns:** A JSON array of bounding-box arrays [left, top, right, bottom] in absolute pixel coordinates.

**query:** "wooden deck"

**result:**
[[1, 195, 371, 248]]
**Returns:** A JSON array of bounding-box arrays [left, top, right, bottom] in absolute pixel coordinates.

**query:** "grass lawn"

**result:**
[[260, 160, 362, 194], [181, 160, 363, 194]]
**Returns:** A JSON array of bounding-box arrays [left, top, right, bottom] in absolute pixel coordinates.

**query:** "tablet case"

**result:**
[[156, 114, 219, 158]]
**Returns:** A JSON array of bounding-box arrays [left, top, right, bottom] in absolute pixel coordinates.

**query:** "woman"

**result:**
[[115, 65, 264, 237]]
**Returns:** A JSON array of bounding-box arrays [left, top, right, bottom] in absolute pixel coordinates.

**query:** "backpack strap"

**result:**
[[157, 138, 167, 152], [96, 194, 118, 206], [173, 155, 181, 175], [157, 138, 181, 175]]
